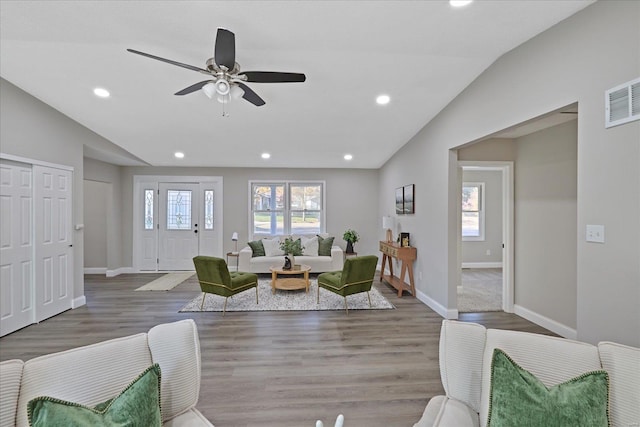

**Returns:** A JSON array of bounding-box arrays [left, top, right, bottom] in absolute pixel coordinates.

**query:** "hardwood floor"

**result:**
[[0, 273, 555, 427]]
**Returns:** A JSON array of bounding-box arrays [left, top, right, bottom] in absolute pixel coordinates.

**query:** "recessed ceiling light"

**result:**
[[376, 95, 390, 105], [174, 152, 185, 159], [93, 87, 110, 98], [450, 0, 473, 7], [344, 154, 353, 160], [261, 153, 271, 159]]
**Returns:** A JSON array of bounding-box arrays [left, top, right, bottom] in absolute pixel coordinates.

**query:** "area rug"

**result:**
[[179, 279, 395, 312], [135, 272, 195, 291]]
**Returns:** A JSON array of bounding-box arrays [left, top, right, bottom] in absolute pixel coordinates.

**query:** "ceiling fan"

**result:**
[[127, 28, 306, 108]]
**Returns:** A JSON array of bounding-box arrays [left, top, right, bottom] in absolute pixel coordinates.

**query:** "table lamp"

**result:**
[[382, 216, 394, 243], [231, 232, 238, 254]]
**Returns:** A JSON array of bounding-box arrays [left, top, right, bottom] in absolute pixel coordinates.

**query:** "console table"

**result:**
[[379, 241, 417, 297]]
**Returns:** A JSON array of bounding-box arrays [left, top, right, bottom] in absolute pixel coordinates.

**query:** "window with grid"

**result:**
[[462, 182, 485, 241], [251, 181, 324, 237]]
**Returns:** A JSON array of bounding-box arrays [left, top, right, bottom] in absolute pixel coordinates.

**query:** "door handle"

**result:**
[[194, 230, 198, 234], [69, 244, 73, 247]]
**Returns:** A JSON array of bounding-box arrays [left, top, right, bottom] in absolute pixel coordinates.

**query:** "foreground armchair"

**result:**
[[193, 256, 258, 315], [317, 255, 378, 314], [414, 320, 639, 427]]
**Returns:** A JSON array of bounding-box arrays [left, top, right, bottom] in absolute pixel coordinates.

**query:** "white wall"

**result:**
[[119, 166, 380, 269], [461, 170, 503, 264], [380, 1, 640, 345], [514, 120, 578, 330]]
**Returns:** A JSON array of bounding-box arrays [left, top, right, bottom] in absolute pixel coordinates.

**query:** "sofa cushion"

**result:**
[[479, 329, 602, 427], [487, 348, 609, 427], [301, 236, 319, 256], [262, 238, 284, 257], [317, 235, 334, 256], [27, 364, 162, 427], [0, 360, 23, 427], [247, 240, 265, 257], [597, 341, 640, 427]]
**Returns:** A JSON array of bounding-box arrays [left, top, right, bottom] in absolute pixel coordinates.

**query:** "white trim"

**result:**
[[513, 304, 577, 340], [71, 296, 86, 309], [106, 267, 135, 277], [458, 161, 514, 313], [461, 262, 503, 269], [0, 153, 74, 171], [84, 267, 107, 274], [416, 289, 458, 319]]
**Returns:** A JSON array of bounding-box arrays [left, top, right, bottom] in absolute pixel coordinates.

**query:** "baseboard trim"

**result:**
[[106, 267, 135, 277], [513, 304, 577, 339], [72, 295, 86, 309], [416, 289, 458, 319], [461, 262, 503, 269], [84, 268, 106, 274]]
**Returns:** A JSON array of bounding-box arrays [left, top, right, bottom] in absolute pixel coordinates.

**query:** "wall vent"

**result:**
[[605, 77, 640, 128]]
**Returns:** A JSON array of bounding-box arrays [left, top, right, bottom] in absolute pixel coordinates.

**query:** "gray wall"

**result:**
[[379, 1, 640, 345], [83, 180, 108, 269], [514, 120, 578, 329], [83, 158, 123, 270], [118, 166, 380, 268], [461, 170, 503, 264]]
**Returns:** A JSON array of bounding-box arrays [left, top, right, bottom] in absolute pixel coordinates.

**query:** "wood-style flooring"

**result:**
[[0, 273, 555, 427]]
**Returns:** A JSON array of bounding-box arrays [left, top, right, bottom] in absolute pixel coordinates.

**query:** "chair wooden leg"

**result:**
[[255, 286, 259, 304], [223, 297, 228, 316], [317, 285, 320, 304], [344, 296, 348, 315], [200, 293, 207, 310], [367, 291, 372, 308]]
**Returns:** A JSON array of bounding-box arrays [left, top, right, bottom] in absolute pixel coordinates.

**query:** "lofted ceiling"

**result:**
[[0, 1, 593, 168]]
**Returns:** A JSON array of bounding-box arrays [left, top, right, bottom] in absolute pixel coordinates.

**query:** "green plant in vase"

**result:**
[[343, 229, 359, 254], [279, 237, 304, 269]]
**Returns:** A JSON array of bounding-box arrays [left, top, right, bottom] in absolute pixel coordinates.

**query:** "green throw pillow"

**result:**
[[28, 364, 162, 427], [247, 240, 265, 257], [487, 348, 609, 427], [317, 235, 334, 256]]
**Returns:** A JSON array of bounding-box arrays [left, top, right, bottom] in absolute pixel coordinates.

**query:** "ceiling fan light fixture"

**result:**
[[215, 79, 230, 96], [230, 85, 244, 99], [202, 82, 216, 99]]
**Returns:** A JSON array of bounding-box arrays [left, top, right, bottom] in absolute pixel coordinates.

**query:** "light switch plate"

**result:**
[[586, 224, 605, 243]]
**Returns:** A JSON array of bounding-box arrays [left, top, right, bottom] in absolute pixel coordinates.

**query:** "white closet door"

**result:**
[[0, 161, 34, 337], [34, 165, 73, 322]]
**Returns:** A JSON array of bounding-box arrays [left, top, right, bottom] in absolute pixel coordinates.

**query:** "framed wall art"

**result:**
[[395, 187, 404, 214], [403, 184, 414, 214]]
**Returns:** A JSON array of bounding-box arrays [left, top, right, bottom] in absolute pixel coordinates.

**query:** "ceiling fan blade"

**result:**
[[214, 28, 236, 70], [175, 80, 213, 96], [239, 71, 306, 83], [236, 82, 265, 106], [127, 49, 209, 74]]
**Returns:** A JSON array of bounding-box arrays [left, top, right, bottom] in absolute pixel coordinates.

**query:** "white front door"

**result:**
[[158, 183, 199, 270], [34, 165, 73, 322], [0, 161, 35, 336]]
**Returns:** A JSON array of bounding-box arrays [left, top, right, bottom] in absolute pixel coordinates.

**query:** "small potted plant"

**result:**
[[279, 237, 304, 269], [342, 229, 359, 254]]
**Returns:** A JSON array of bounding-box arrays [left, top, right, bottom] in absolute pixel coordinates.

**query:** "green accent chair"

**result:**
[[193, 256, 258, 315], [317, 255, 379, 314]]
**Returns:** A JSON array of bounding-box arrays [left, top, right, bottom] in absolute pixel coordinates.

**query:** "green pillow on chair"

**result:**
[[487, 348, 609, 427], [27, 364, 162, 427]]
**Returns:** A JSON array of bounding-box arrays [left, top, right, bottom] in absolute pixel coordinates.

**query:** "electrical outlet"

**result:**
[[486, 249, 491, 256], [419, 271, 423, 281], [586, 224, 605, 243]]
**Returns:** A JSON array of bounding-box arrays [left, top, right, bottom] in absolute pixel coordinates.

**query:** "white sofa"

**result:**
[[238, 236, 344, 273], [414, 320, 640, 427], [0, 319, 213, 427]]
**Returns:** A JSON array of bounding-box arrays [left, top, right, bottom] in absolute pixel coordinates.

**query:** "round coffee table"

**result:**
[[269, 264, 312, 294]]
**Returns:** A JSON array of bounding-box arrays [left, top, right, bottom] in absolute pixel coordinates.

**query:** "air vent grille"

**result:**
[[605, 77, 640, 128]]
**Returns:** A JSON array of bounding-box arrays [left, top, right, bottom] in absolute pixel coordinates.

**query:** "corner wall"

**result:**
[[380, 1, 640, 345]]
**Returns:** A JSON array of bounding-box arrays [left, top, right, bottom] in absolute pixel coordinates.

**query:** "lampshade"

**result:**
[[382, 216, 393, 230], [202, 82, 216, 99], [231, 232, 238, 241]]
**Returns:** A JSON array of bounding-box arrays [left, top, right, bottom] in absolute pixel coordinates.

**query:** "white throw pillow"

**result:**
[[301, 236, 319, 256], [262, 238, 284, 257]]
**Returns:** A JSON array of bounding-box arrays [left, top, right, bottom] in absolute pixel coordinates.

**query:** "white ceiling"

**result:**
[[0, 1, 593, 168]]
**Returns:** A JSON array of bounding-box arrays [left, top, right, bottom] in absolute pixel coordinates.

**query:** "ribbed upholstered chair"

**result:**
[[317, 255, 378, 314], [192, 256, 258, 315]]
